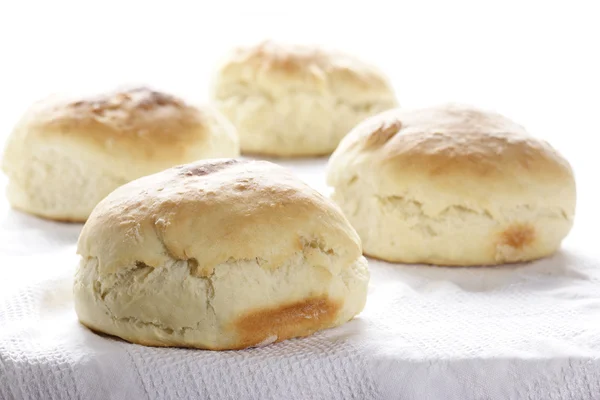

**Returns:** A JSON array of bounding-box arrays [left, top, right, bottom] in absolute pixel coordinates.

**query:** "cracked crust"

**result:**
[[327, 104, 576, 265], [74, 159, 369, 349]]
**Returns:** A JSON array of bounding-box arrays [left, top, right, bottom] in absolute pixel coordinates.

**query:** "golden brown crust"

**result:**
[[216, 40, 394, 101], [81, 306, 344, 351], [364, 120, 403, 148], [78, 159, 362, 274], [498, 223, 536, 250], [330, 104, 575, 201], [27, 87, 211, 163], [232, 295, 341, 349], [374, 105, 570, 180]]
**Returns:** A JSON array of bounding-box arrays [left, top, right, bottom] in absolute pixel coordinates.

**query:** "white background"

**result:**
[[0, 0, 598, 242]]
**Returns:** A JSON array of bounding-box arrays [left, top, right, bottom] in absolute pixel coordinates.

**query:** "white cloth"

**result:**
[[1, 164, 600, 400]]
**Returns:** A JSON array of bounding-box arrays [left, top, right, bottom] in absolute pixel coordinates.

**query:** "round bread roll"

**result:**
[[327, 104, 576, 265], [74, 159, 369, 350], [211, 41, 398, 157], [1, 87, 240, 222]]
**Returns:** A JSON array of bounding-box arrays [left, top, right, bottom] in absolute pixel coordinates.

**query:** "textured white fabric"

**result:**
[[1, 163, 600, 400]]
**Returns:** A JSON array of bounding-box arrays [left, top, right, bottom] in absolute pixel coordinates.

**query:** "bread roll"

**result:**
[[327, 104, 576, 265], [2, 87, 240, 222], [74, 159, 369, 350], [211, 41, 397, 157]]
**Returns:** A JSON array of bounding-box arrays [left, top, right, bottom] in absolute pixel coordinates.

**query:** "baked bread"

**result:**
[[74, 159, 369, 350], [326, 104, 576, 265], [2, 87, 240, 222], [211, 41, 398, 157]]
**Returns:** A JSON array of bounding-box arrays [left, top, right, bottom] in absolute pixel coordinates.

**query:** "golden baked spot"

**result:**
[[365, 120, 402, 148], [233, 296, 341, 348], [499, 223, 535, 249], [34, 86, 217, 160], [68, 87, 182, 113]]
